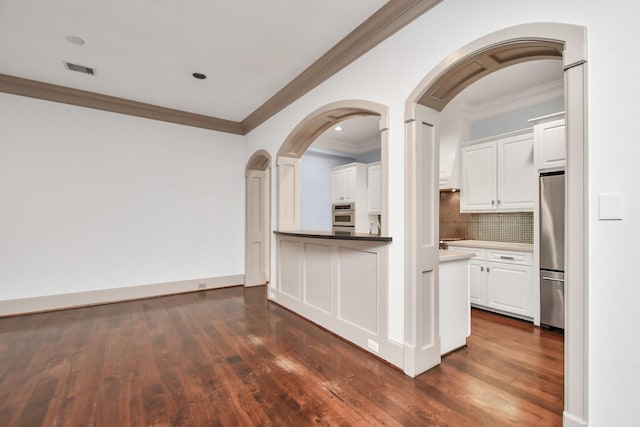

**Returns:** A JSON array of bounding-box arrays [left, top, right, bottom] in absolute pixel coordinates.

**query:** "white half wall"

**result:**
[[0, 93, 245, 301]]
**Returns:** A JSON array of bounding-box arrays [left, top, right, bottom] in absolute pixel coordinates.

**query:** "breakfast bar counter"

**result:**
[[272, 229, 402, 369], [274, 229, 392, 242]]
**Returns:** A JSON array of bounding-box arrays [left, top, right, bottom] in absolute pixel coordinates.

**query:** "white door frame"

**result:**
[[404, 23, 588, 427]]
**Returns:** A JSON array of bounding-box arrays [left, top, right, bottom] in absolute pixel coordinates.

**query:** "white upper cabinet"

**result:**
[[497, 132, 536, 210], [460, 130, 535, 212], [331, 164, 360, 202], [530, 112, 566, 171], [367, 162, 382, 214], [331, 163, 367, 206], [460, 142, 496, 211]]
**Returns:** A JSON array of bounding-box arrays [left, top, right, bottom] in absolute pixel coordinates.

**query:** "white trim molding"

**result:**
[[0, 274, 245, 317], [564, 411, 589, 427]]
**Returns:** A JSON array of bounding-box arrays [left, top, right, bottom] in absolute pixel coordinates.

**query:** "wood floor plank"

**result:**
[[0, 287, 564, 426]]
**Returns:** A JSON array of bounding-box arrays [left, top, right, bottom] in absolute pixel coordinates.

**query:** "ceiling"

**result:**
[[0, 0, 442, 134], [311, 115, 382, 156]]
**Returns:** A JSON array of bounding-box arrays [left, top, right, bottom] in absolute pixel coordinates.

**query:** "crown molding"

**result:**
[[241, 0, 442, 133], [0, 0, 441, 136], [0, 73, 246, 135], [313, 135, 381, 155], [467, 78, 564, 121]]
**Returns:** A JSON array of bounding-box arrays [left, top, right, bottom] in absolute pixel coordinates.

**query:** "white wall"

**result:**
[[245, 1, 640, 424], [300, 151, 354, 230], [0, 93, 245, 300]]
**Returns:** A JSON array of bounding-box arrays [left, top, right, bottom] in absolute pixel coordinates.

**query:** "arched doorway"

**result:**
[[275, 100, 389, 234], [270, 100, 401, 366], [404, 23, 587, 426], [245, 150, 271, 287]]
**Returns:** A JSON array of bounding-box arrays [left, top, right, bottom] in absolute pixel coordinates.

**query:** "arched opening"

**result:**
[[275, 100, 389, 234], [404, 23, 587, 426], [245, 150, 271, 287]]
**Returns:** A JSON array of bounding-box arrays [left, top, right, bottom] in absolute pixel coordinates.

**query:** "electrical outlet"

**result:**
[[198, 283, 206, 289], [367, 339, 379, 353]]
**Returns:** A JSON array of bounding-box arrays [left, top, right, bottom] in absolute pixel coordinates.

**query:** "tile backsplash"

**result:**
[[439, 191, 533, 244]]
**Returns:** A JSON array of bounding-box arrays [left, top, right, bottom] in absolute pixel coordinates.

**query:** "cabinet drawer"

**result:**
[[448, 246, 485, 260], [487, 249, 532, 266]]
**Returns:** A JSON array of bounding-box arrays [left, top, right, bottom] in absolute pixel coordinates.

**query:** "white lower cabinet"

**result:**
[[449, 245, 533, 320], [486, 262, 532, 317]]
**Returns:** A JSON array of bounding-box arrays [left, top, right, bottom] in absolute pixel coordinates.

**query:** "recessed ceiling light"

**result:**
[[334, 126, 343, 131], [192, 73, 207, 80], [65, 35, 85, 46]]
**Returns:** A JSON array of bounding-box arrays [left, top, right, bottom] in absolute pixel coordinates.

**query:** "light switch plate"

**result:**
[[598, 192, 623, 220]]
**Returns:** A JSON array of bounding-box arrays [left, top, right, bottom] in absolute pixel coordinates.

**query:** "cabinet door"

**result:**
[[469, 260, 486, 305], [497, 134, 535, 211], [331, 170, 344, 202], [367, 163, 382, 213], [535, 119, 566, 170], [486, 263, 532, 317], [331, 169, 355, 203], [460, 142, 496, 212], [342, 167, 356, 202]]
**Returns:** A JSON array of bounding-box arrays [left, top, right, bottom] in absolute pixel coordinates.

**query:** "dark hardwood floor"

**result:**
[[0, 286, 564, 426]]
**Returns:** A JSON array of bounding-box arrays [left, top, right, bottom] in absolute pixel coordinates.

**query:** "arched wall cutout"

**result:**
[[403, 22, 587, 426]]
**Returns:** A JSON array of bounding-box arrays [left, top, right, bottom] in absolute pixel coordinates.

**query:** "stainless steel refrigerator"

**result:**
[[539, 172, 565, 329]]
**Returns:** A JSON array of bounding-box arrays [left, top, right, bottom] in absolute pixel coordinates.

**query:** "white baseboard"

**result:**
[[0, 274, 245, 317], [385, 337, 405, 369], [563, 411, 588, 427]]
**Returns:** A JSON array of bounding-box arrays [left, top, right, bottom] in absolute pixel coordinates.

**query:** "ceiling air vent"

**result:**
[[64, 61, 95, 75]]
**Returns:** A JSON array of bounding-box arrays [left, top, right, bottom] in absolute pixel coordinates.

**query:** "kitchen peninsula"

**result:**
[[273, 230, 473, 368], [273, 230, 402, 365]]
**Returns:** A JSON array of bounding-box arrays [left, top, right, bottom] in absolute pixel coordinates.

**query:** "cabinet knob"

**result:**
[[491, 200, 495, 205], [487, 267, 490, 273], [480, 266, 484, 272], [497, 199, 501, 204]]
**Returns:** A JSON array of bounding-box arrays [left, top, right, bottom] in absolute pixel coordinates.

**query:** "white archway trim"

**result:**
[[404, 23, 588, 427], [405, 22, 587, 120], [278, 99, 389, 159], [246, 149, 272, 173]]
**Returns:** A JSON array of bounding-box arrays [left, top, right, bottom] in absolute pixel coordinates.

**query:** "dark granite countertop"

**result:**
[[274, 230, 392, 242]]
